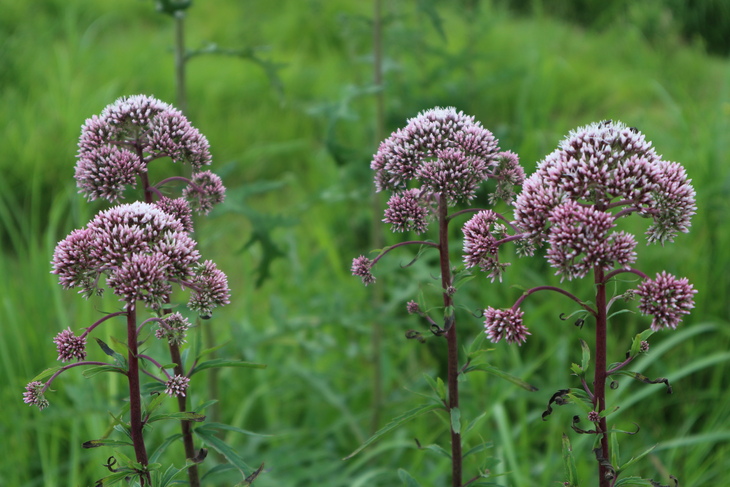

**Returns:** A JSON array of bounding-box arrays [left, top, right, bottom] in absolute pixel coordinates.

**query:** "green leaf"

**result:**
[[398, 468, 423, 487], [343, 403, 443, 460], [580, 338, 591, 372], [610, 428, 621, 473], [463, 363, 538, 391], [190, 359, 267, 376], [450, 407, 461, 435], [30, 366, 63, 382], [193, 399, 219, 413], [617, 444, 657, 474], [613, 477, 656, 486], [94, 338, 128, 370], [149, 433, 183, 464], [82, 365, 126, 378], [630, 329, 655, 356], [462, 441, 494, 459], [146, 411, 206, 424], [82, 438, 133, 449], [200, 421, 272, 438], [418, 442, 451, 459], [562, 434, 578, 486], [422, 373, 445, 402], [194, 425, 255, 475]]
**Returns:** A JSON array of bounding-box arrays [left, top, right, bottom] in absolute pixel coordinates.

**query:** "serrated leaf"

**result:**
[[562, 434, 578, 486], [464, 363, 538, 391], [462, 441, 494, 459], [146, 411, 206, 424], [190, 359, 266, 376], [194, 426, 254, 475], [343, 403, 443, 459], [82, 438, 133, 449], [30, 366, 63, 382], [580, 339, 591, 372], [94, 338, 127, 370], [610, 428, 621, 472], [149, 433, 183, 464], [82, 365, 126, 378], [199, 422, 272, 438], [617, 444, 657, 474], [398, 468, 423, 487], [614, 477, 656, 486]]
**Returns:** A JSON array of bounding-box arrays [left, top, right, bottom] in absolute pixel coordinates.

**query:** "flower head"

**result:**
[[636, 272, 696, 330], [76, 95, 213, 202], [462, 210, 509, 282], [483, 307, 529, 345], [23, 381, 49, 410], [182, 171, 226, 215], [187, 260, 231, 318], [406, 300, 420, 314], [155, 312, 192, 345], [155, 197, 194, 233], [515, 120, 695, 245], [351, 255, 376, 286], [51, 202, 214, 310], [545, 200, 637, 280], [53, 328, 87, 362], [383, 189, 430, 233], [371, 107, 502, 230], [514, 121, 694, 276], [164, 375, 190, 397]]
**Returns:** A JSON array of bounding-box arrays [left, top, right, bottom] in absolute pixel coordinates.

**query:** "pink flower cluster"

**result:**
[[370, 107, 522, 233], [75, 95, 224, 213], [462, 210, 510, 282], [514, 120, 696, 278], [483, 307, 529, 345], [52, 202, 229, 314], [636, 272, 696, 330]]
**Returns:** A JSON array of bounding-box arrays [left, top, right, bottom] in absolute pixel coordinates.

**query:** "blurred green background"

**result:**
[[2, 0, 729, 485]]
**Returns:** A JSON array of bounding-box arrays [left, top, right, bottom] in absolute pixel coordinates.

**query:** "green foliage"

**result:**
[[3, 0, 730, 486]]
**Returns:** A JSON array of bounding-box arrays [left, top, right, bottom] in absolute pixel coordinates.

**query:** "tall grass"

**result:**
[[2, 1, 729, 486]]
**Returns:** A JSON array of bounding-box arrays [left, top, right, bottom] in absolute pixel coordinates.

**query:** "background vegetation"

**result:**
[[1, 0, 728, 485]]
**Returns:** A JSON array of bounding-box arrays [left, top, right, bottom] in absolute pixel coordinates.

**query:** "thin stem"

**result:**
[[370, 0, 385, 436], [126, 305, 150, 483], [593, 267, 610, 487], [370, 239, 439, 267], [437, 195, 461, 487], [174, 11, 188, 114], [513, 285, 597, 317]]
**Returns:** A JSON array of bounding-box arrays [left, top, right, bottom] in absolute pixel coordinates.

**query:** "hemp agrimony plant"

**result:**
[[483, 120, 696, 486], [348, 107, 531, 486], [24, 95, 263, 486]]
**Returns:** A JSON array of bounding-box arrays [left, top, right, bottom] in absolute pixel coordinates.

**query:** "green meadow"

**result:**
[[2, 1, 729, 485]]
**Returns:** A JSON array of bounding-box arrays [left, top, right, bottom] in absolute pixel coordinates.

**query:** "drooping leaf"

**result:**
[[617, 444, 658, 474], [562, 434, 578, 486], [146, 411, 206, 424], [464, 363, 538, 391], [82, 438, 133, 449], [343, 403, 443, 460], [398, 468, 423, 487], [194, 425, 255, 475], [190, 359, 266, 376]]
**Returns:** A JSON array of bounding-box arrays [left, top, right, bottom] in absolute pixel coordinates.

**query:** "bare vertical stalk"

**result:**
[[174, 11, 188, 114], [126, 305, 150, 484], [369, 0, 386, 434], [438, 196, 461, 487], [593, 267, 610, 487]]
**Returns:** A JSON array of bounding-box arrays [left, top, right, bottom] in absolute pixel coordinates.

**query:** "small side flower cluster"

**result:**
[[483, 307, 529, 345], [351, 255, 375, 286], [164, 375, 191, 397], [155, 312, 192, 345], [23, 381, 49, 410], [52, 201, 230, 314], [636, 272, 696, 330], [462, 210, 510, 282], [53, 328, 87, 362], [75, 94, 224, 214]]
